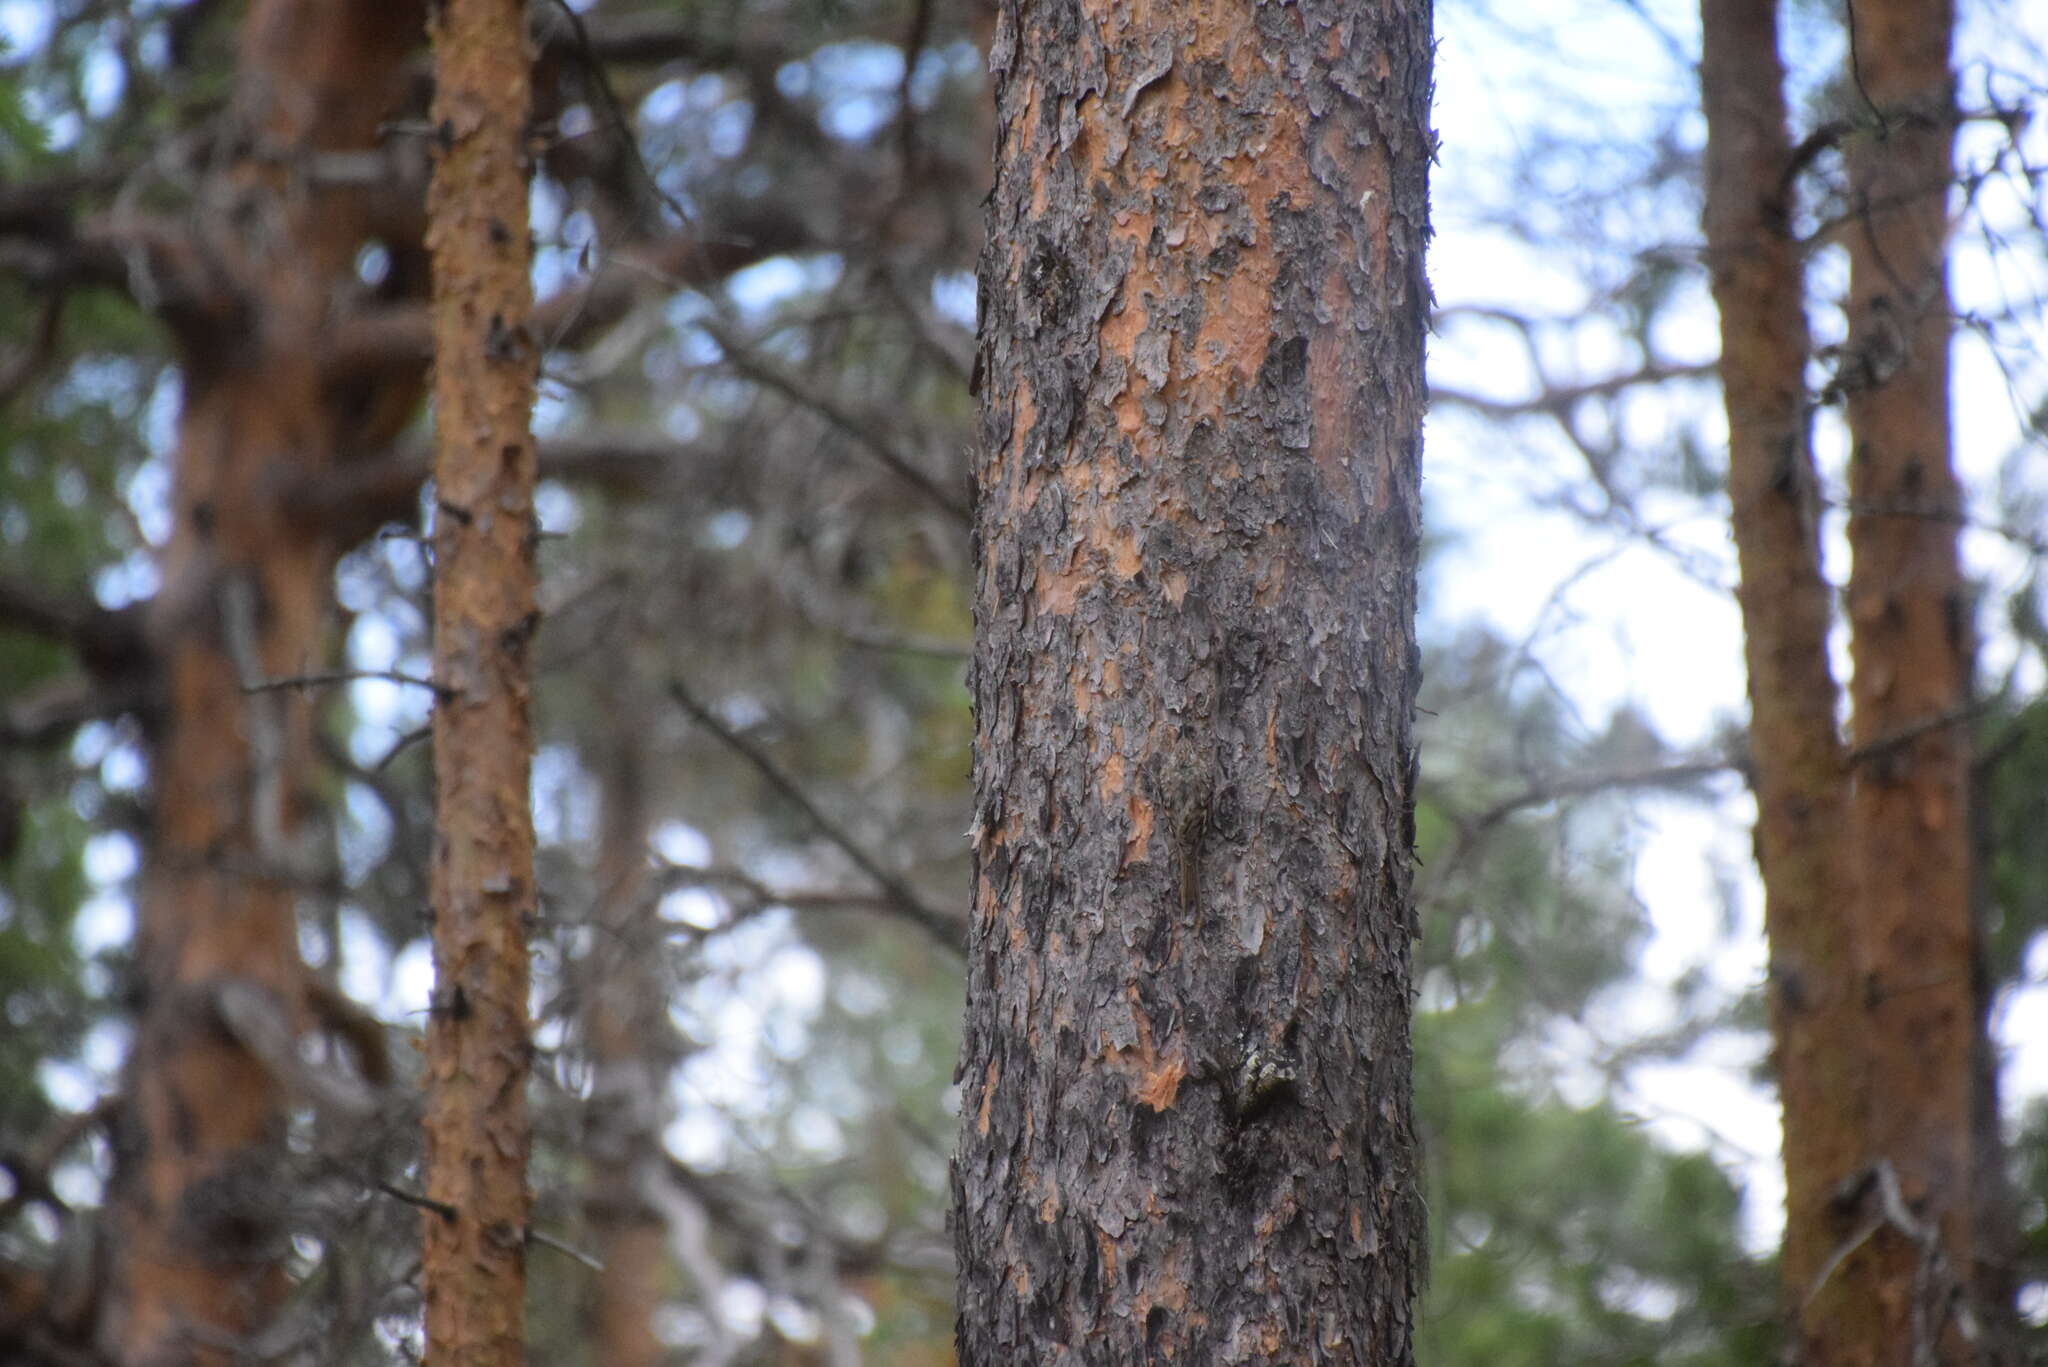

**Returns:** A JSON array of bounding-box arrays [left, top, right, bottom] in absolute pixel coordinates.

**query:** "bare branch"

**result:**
[[704, 319, 970, 522], [240, 669, 449, 699], [1, 676, 154, 747], [1420, 756, 1734, 903], [658, 860, 932, 920], [665, 675, 963, 951], [323, 214, 813, 379], [1843, 701, 1990, 768], [0, 572, 151, 681], [0, 574, 104, 644], [283, 432, 711, 543], [1428, 358, 1719, 422]]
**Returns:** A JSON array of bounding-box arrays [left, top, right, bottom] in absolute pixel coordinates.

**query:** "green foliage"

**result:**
[[0, 801, 92, 1139], [1412, 626, 1775, 1366], [1982, 694, 2048, 987], [1417, 1004, 1775, 1367]]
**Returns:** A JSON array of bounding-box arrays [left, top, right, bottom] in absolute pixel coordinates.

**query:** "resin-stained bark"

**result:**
[[954, 0, 1432, 1361], [1697, 0, 1861, 1349], [420, 1, 540, 1363], [104, 4, 422, 1361]]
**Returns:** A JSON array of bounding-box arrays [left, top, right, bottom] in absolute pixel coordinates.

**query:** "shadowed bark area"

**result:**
[[420, 0, 539, 1362], [953, 0, 1433, 1361], [104, 4, 423, 1362], [1697, 0, 1862, 1349]]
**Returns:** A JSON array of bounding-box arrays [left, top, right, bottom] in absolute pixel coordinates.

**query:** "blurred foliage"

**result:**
[[1411, 625, 1773, 1365], [0, 0, 2045, 1362]]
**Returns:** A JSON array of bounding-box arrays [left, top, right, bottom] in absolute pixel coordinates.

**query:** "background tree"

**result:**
[[1702, 0, 2018, 1357], [93, 6, 423, 1361]]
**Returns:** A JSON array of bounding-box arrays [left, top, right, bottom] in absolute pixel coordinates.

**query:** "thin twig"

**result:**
[[528, 1226, 606, 1271], [1843, 701, 1989, 767], [1842, 0, 1886, 135], [376, 1180, 457, 1222], [658, 860, 924, 918], [665, 676, 962, 951], [703, 320, 971, 522], [240, 669, 451, 700], [543, 0, 690, 227], [373, 722, 435, 771], [893, 0, 936, 175]]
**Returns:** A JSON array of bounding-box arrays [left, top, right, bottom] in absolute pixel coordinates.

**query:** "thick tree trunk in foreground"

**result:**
[[420, 0, 540, 1363], [1702, 0, 2010, 1359], [953, 1, 1433, 1361], [104, 4, 422, 1361]]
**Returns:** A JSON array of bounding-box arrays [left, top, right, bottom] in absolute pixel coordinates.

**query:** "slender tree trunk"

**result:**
[[584, 717, 670, 1367], [1697, 0, 1863, 1350], [1839, 1, 2010, 1358], [103, 5, 422, 1361], [953, 1, 1433, 1361], [420, 0, 540, 1362], [1702, 0, 2011, 1359]]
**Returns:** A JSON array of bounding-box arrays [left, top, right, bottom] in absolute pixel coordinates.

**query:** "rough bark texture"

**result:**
[[1697, 0, 1863, 1349], [953, 1, 1432, 1362], [1702, 0, 2010, 1360], [420, 1, 539, 1363], [1839, 1, 2006, 1358], [103, 5, 422, 1362]]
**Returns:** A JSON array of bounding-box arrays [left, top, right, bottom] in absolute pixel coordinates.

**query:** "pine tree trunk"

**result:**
[[1701, 0, 2011, 1359], [420, 0, 540, 1362], [1697, 0, 1863, 1349], [1839, 0, 2009, 1357], [103, 5, 422, 1361], [953, 1, 1433, 1361], [584, 718, 669, 1367]]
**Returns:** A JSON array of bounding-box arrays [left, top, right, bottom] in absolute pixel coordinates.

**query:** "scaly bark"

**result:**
[[420, 0, 540, 1363], [953, 0, 1432, 1361], [103, 4, 422, 1362], [1697, 0, 1862, 1351]]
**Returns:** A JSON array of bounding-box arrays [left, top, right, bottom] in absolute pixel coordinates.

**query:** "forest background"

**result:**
[[0, 0, 2046, 1362]]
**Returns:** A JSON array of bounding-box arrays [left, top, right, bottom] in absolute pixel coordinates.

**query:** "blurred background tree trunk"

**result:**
[[583, 706, 670, 1367], [1840, 0, 2013, 1356], [952, 0, 1432, 1360], [1703, 0, 2015, 1358], [103, 4, 424, 1361], [1698, 0, 1860, 1350]]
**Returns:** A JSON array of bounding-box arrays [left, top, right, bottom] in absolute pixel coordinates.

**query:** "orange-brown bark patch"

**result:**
[[1136, 1052, 1187, 1111], [978, 1056, 1001, 1136], [1121, 789, 1155, 872]]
